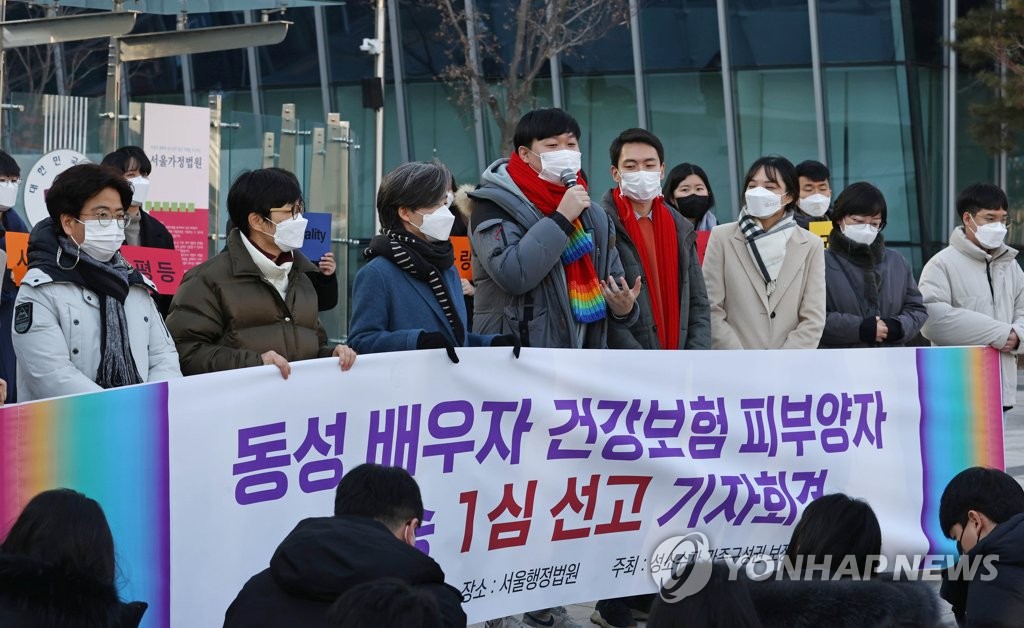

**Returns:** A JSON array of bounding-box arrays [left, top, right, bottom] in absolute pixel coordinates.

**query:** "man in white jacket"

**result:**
[[919, 183, 1024, 409]]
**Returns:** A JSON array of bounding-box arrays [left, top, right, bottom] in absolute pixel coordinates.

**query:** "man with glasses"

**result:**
[[12, 164, 181, 402], [166, 167, 356, 378], [0, 149, 28, 403], [919, 183, 1024, 410]]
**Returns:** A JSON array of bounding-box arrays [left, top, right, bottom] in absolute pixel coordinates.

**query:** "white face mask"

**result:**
[[798, 193, 830, 218], [416, 204, 456, 242], [533, 149, 582, 185], [76, 219, 126, 262], [618, 170, 662, 202], [269, 215, 308, 253], [0, 180, 19, 210], [843, 222, 879, 246], [971, 216, 1008, 250], [744, 186, 783, 218], [128, 176, 150, 208]]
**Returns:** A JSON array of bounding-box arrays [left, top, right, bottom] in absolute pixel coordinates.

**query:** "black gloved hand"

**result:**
[[490, 333, 522, 358], [881, 317, 904, 344], [417, 331, 460, 364], [859, 317, 878, 344]]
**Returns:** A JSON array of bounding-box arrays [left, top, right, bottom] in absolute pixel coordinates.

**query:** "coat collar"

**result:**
[[949, 226, 1018, 263], [226, 229, 315, 279]]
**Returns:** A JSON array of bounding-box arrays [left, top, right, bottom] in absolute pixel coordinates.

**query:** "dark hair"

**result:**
[[939, 467, 1024, 535], [101, 146, 152, 176], [743, 156, 799, 212], [663, 162, 716, 211], [227, 168, 303, 236], [334, 464, 424, 530], [46, 164, 134, 233], [648, 561, 762, 628], [376, 161, 451, 232], [512, 108, 582, 150], [796, 159, 830, 183], [832, 182, 887, 229], [956, 183, 1008, 223], [785, 493, 881, 578], [326, 578, 443, 628], [609, 128, 665, 167], [0, 150, 20, 178], [1, 488, 116, 586]]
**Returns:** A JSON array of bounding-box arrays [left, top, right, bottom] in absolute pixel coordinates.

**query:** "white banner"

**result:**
[[166, 346, 1003, 625], [142, 102, 210, 211]]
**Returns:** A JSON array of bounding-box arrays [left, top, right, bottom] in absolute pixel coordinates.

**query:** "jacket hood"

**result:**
[[269, 516, 446, 602], [470, 158, 541, 225], [747, 574, 939, 627], [0, 554, 147, 627], [950, 226, 1018, 263], [976, 511, 1024, 565]]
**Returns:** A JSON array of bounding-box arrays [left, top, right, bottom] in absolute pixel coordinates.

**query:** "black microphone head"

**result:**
[[560, 169, 578, 188]]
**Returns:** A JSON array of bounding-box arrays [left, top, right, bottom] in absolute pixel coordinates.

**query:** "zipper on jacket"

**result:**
[[986, 260, 995, 300]]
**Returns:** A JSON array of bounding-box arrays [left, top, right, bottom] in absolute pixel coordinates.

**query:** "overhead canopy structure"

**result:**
[[20, 0, 343, 14], [0, 10, 136, 47]]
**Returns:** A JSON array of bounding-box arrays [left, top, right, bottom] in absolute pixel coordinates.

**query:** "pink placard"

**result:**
[[121, 245, 185, 294], [149, 209, 209, 271]]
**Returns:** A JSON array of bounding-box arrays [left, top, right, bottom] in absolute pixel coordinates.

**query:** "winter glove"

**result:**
[[417, 331, 460, 364], [881, 317, 904, 344], [490, 333, 522, 358], [858, 317, 878, 344]]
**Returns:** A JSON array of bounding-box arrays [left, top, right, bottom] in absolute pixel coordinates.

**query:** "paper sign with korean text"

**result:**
[[148, 209, 209, 271], [120, 245, 184, 294], [300, 212, 332, 262], [4, 231, 28, 285], [809, 220, 831, 247], [451, 236, 473, 280]]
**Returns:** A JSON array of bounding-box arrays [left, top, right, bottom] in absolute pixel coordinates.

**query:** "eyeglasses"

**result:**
[[78, 211, 132, 228], [269, 202, 305, 219]]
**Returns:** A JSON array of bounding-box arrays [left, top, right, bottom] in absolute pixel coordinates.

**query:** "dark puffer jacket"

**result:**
[[0, 554, 147, 628], [942, 512, 1024, 627], [166, 229, 332, 375]]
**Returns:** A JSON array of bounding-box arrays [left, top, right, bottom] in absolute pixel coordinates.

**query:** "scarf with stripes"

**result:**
[[364, 228, 465, 345], [738, 209, 796, 297]]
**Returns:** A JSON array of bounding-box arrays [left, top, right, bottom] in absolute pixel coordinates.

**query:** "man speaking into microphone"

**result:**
[[468, 108, 640, 353]]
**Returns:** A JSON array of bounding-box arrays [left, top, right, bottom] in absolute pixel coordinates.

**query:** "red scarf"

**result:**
[[612, 188, 680, 349], [506, 153, 606, 324]]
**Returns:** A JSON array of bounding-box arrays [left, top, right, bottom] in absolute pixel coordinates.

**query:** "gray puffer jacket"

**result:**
[[468, 159, 637, 349], [601, 189, 711, 350]]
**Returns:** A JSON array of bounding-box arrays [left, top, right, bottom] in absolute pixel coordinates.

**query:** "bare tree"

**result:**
[[433, 0, 631, 153]]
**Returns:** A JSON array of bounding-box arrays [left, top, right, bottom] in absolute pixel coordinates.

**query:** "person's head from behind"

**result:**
[[227, 168, 306, 255], [334, 464, 423, 547], [376, 161, 454, 243], [956, 183, 1009, 251], [0, 150, 21, 210], [831, 182, 887, 246], [940, 466, 1024, 555], [513, 108, 583, 185], [608, 128, 665, 204], [1, 488, 115, 586], [785, 493, 881, 578], [101, 146, 153, 211], [46, 164, 133, 262], [742, 156, 798, 221], [664, 163, 715, 225], [647, 561, 761, 628], [326, 577, 442, 628]]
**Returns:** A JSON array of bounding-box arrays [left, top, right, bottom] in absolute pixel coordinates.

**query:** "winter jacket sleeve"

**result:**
[[604, 212, 641, 328], [782, 237, 826, 349], [685, 239, 712, 349], [347, 262, 423, 354], [891, 254, 928, 344], [919, 257, 1012, 348], [703, 227, 745, 350], [166, 269, 264, 375], [11, 284, 103, 398], [822, 256, 871, 345], [143, 292, 183, 382], [306, 269, 339, 312], [470, 201, 570, 296]]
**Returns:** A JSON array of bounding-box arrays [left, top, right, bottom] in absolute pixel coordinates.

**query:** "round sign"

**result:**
[[24, 149, 90, 226]]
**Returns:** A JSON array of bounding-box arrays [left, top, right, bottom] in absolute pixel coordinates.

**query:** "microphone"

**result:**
[[560, 169, 578, 189]]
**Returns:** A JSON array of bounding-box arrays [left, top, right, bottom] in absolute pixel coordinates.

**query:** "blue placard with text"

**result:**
[[301, 212, 332, 262]]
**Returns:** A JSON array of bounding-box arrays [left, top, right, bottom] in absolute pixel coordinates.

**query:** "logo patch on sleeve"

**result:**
[[14, 302, 32, 334]]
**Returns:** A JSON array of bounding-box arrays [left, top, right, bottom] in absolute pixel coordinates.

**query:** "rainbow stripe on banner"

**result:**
[[918, 346, 1005, 555], [0, 383, 170, 628]]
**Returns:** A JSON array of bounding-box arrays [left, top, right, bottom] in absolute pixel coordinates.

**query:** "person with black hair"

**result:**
[[349, 161, 509, 361], [702, 156, 825, 349], [11, 164, 181, 401], [647, 561, 761, 628], [0, 149, 27, 403], [919, 183, 1024, 409], [166, 167, 355, 378], [820, 182, 927, 348], [326, 578, 444, 628], [663, 162, 717, 231], [0, 488, 148, 626], [785, 493, 882, 578], [468, 108, 640, 351], [223, 464, 466, 628], [939, 466, 1024, 626], [794, 160, 833, 230]]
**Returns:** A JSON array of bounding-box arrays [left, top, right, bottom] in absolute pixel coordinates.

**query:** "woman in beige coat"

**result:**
[[702, 156, 825, 349]]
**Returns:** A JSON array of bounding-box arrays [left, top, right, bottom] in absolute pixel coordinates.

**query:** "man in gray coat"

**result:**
[[601, 128, 711, 352]]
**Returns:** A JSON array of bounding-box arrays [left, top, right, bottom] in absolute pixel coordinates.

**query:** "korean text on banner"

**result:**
[[4, 231, 28, 285], [120, 245, 185, 294], [451, 236, 472, 280], [300, 212, 332, 262]]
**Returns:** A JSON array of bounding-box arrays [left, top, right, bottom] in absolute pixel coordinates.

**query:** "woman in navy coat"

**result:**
[[349, 161, 515, 361]]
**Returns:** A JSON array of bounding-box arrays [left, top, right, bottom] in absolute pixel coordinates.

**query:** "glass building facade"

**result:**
[[1, 0, 1012, 335]]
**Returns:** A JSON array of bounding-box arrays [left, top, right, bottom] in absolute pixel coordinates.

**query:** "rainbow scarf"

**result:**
[[562, 220, 607, 323]]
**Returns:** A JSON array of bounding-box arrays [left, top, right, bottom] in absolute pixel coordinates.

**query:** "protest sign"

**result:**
[[451, 235, 472, 280], [300, 212, 332, 262], [4, 231, 28, 284], [120, 245, 185, 294]]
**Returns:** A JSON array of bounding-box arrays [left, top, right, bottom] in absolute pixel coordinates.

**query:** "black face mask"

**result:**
[[674, 194, 711, 221]]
